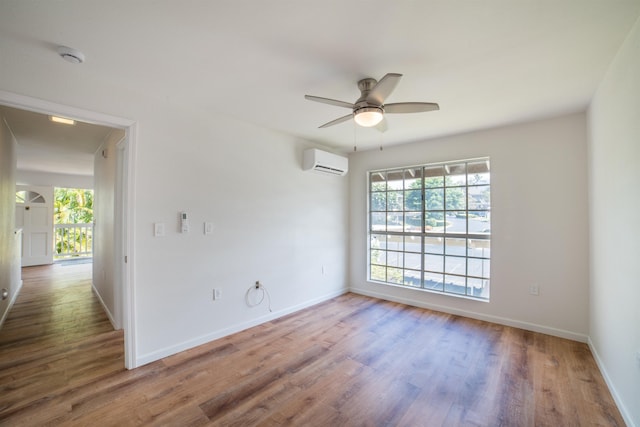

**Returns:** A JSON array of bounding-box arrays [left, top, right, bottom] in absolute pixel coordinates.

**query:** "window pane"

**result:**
[[445, 187, 466, 210], [425, 212, 445, 232], [424, 272, 444, 291], [424, 254, 443, 273], [387, 191, 403, 211], [445, 163, 466, 186], [370, 171, 387, 191], [467, 161, 490, 183], [445, 238, 466, 256], [424, 165, 444, 188], [387, 213, 403, 232], [387, 267, 403, 284], [371, 265, 386, 281], [468, 277, 490, 298], [371, 233, 387, 250], [371, 212, 386, 231], [425, 188, 443, 210], [387, 235, 403, 251], [404, 269, 421, 287], [404, 213, 422, 233], [468, 238, 490, 258], [404, 167, 422, 189], [404, 235, 421, 253], [424, 236, 443, 254], [404, 189, 422, 211], [445, 213, 467, 234], [370, 192, 386, 211], [405, 253, 421, 270], [387, 251, 403, 268], [468, 211, 490, 233], [468, 185, 490, 209], [387, 170, 404, 190], [371, 249, 386, 266], [468, 258, 490, 279], [445, 275, 466, 294], [445, 256, 465, 275]]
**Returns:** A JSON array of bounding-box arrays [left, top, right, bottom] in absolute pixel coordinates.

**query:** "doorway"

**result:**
[[0, 90, 137, 369]]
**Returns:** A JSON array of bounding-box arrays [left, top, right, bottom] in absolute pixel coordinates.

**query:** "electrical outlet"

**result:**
[[213, 288, 221, 300], [636, 351, 640, 368], [529, 284, 539, 296]]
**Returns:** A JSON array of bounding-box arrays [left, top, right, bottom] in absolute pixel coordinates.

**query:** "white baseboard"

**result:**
[[588, 338, 636, 427], [135, 288, 348, 367], [350, 286, 588, 343], [91, 284, 118, 330]]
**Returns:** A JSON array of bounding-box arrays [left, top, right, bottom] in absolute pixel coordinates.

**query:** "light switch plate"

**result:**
[[204, 222, 214, 235], [154, 222, 165, 237]]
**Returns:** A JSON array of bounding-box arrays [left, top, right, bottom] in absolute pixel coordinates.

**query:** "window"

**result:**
[[16, 190, 46, 204], [369, 158, 491, 300]]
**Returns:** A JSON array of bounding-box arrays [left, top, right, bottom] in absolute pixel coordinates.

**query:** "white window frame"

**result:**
[[367, 158, 491, 300]]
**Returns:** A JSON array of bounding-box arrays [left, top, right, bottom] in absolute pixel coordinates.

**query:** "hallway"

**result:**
[[0, 262, 124, 420]]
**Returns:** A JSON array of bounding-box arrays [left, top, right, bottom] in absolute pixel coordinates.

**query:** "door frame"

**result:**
[[0, 90, 138, 369]]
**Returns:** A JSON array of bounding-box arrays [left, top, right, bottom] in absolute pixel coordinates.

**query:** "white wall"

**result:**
[[133, 107, 349, 364], [0, 116, 20, 326], [16, 169, 93, 189], [0, 55, 349, 366], [587, 16, 640, 427], [93, 130, 125, 328], [349, 113, 590, 340]]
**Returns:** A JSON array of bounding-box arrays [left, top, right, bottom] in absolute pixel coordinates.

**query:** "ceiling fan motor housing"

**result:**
[[356, 78, 382, 106]]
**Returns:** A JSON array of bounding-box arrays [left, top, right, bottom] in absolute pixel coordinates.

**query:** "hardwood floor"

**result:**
[[0, 264, 625, 426]]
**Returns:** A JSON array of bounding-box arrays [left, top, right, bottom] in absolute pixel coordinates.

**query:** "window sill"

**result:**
[[366, 279, 490, 303]]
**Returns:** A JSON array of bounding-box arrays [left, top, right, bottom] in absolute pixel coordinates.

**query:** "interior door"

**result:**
[[15, 185, 54, 267]]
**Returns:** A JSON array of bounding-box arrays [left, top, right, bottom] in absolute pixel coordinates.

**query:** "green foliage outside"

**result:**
[[54, 188, 94, 257], [372, 177, 466, 230], [54, 188, 93, 224]]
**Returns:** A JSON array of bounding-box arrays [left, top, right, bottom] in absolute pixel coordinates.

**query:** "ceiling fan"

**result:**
[[305, 73, 439, 131]]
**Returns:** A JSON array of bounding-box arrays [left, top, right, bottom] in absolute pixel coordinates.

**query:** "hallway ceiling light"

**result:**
[[49, 116, 75, 125]]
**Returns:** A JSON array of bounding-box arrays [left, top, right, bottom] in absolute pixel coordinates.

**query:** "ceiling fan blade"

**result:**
[[319, 114, 353, 128], [366, 73, 402, 105], [384, 102, 440, 114], [305, 95, 355, 109]]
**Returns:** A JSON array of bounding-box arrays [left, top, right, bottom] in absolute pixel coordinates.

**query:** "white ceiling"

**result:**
[[1, 0, 639, 171]]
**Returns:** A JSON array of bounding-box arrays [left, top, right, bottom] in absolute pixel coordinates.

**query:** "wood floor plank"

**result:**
[[0, 263, 626, 426]]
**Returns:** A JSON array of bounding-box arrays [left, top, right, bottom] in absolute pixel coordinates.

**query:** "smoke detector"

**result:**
[[57, 46, 85, 64]]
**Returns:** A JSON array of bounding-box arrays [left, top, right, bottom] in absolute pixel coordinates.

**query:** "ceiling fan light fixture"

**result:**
[[354, 107, 383, 127]]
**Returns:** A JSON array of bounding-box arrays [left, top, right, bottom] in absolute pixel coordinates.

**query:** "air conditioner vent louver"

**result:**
[[303, 149, 348, 176]]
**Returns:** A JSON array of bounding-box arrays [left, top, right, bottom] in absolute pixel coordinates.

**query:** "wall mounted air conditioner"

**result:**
[[303, 148, 348, 176]]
